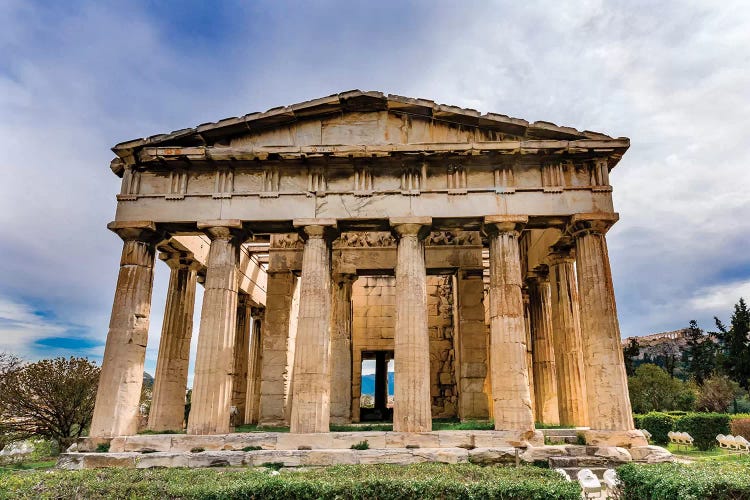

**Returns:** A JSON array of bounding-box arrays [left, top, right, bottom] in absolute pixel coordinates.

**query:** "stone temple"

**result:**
[[79, 91, 655, 465]]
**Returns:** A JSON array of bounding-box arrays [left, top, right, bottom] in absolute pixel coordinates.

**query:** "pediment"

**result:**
[[112, 90, 621, 156]]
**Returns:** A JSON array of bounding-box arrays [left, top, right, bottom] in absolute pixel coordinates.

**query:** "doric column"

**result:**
[[187, 220, 245, 435], [257, 270, 296, 426], [391, 217, 432, 432], [147, 249, 199, 432], [547, 246, 589, 427], [527, 269, 560, 425], [231, 293, 252, 426], [330, 272, 357, 425], [570, 213, 633, 430], [523, 290, 536, 421], [484, 215, 535, 434], [244, 307, 264, 424], [456, 271, 489, 420], [290, 219, 336, 433], [90, 221, 161, 438]]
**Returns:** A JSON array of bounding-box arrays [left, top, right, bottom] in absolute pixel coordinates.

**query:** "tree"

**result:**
[[685, 320, 716, 385], [0, 357, 100, 449], [695, 375, 742, 413], [653, 341, 681, 378], [623, 338, 640, 377], [714, 298, 750, 389], [628, 363, 696, 413], [0, 352, 23, 451]]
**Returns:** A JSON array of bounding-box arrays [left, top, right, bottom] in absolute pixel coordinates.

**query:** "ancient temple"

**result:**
[[90, 91, 637, 445]]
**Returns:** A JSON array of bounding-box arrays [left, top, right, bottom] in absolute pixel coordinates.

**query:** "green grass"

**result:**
[[0, 459, 57, 475], [0, 463, 581, 499], [233, 424, 290, 433], [666, 443, 750, 462]]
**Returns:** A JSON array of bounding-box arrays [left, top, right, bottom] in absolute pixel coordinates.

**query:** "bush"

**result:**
[[617, 461, 750, 499], [350, 440, 369, 450], [633, 414, 643, 429], [674, 413, 731, 450], [640, 412, 676, 444], [0, 464, 582, 499], [730, 418, 750, 440]]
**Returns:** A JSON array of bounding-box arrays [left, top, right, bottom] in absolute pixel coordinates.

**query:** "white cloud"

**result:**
[[689, 280, 750, 313]]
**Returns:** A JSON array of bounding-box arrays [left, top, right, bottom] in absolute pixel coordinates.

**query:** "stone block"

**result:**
[[136, 452, 189, 468], [468, 447, 517, 465], [300, 449, 358, 466], [330, 432, 387, 449], [629, 445, 674, 463], [76, 437, 112, 452], [249, 450, 305, 467], [187, 451, 247, 468], [108, 437, 126, 453], [591, 446, 632, 463], [437, 431, 474, 449], [122, 434, 173, 452], [56, 453, 84, 470], [520, 445, 567, 463], [413, 448, 468, 464], [583, 430, 648, 448], [276, 433, 334, 450], [170, 435, 227, 452], [223, 433, 278, 450], [83, 452, 138, 468], [385, 432, 440, 448], [357, 449, 422, 464]]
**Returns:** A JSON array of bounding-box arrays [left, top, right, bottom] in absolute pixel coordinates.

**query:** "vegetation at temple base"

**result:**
[[616, 459, 750, 500], [674, 413, 731, 451], [0, 463, 582, 500], [0, 356, 100, 450], [627, 364, 696, 414]]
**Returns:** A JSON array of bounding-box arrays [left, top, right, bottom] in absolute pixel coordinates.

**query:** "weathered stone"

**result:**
[[468, 447, 518, 465], [385, 432, 440, 448], [187, 451, 246, 468], [520, 445, 568, 463], [300, 449, 358, 466], [583, 430, 648, 448], [56, 453, 84, 470], [121, 435, 172, 453], [629, 445, 674, 463], [413, 448, 469, 464], [591, 446, 632, 463], [136, 452, 189, 468], [83, 452, 139, 468]]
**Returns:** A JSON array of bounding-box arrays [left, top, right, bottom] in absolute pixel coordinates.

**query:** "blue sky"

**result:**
[[1, 0, 749, 384]]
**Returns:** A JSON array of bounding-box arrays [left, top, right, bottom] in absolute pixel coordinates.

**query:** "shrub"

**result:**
[[0, 464, 582, 499], [674, 413, 730, 450], [730, 418, 750, 439], [617, 461, 750, 499], [350, 440, 369, 450], [190, 447, 205, 453], [640, 412, 676, 444], [633, 414, 644, 429], [95, 443, 110, 453], [242, 446, 262, 451]]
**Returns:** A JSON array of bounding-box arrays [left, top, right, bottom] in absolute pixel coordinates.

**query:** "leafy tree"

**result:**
[[0, 357, 100, 449], [695, 375, 742, 412], [685, 320, 716, 385], [0, 352, 23, 451], [628, 363, 696, 413], [714, 298, 750, 389], [623, 338, 640, 377]]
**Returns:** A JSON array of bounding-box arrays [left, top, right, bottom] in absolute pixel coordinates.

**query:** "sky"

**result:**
[[1, 0, 749, 383]]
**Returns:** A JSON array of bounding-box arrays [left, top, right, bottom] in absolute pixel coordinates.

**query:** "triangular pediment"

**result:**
[[112, 90, 621, 154]]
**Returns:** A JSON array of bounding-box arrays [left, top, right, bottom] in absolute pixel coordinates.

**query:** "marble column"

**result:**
[[527, 270, 560, 425], [258, 270, 297, 426], [523, 290, 536, 422], [188, 220, 244, 435], [290, 220, 336, 433], [484, 215, 535, 433], [244, 307, 264, 424], [90, 221, 161, 438], [456, 271, 489, 420], [231, 294, 252, 426], [391, 217, 432, 432], [330, 273, 356, 425], [571, 213, 634, 431], [147, 249, 199, 432], [547, 246, 589, 427]]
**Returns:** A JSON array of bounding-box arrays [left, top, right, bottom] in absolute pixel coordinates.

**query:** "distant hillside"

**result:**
[[361, 372, 395, 396]]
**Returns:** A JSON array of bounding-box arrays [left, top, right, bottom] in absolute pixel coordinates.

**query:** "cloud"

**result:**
[[0, 0, 748, 383]]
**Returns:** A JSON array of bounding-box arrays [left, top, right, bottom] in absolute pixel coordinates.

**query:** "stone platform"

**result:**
[[61, 430, 670, 469]]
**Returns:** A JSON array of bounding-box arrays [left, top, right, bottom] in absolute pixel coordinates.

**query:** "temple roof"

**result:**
[[112, 90, 626, 155]]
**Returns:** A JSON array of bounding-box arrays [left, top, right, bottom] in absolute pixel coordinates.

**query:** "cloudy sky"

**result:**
[[1, 0, 749, 382]]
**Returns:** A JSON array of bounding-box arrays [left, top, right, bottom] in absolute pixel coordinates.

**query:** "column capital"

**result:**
[[107, 221, 163, 244], [293, 218, 338, 241], [158, 249, 201, 271], [390, 216, 432, 239], [333, 272, 358, 286], [567, 213, 619, 237], [483, 215, 528, 236], [197, 219, 246, 241], [525, 265, 550, 285], [250, 306, 265, 320]]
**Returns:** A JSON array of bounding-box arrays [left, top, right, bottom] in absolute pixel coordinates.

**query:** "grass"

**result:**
[[0, 459, 57, 475], [666, 443, 750, 462], [0, 463, 581, 499], [233, 424, 290, 433]]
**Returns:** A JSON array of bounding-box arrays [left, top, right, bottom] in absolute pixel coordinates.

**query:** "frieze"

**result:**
[[426, 231, 481, 246], [270, 233, 304, 249], [333, 231, 396, 248]]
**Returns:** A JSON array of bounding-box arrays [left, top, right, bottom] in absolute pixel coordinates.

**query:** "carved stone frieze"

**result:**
[[270, 233, 304, 249], [333, 231, 396, 248], [426, 231, 481, 246]]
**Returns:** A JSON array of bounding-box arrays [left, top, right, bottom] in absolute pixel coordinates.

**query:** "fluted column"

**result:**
[[188, 220, 245, 435], [90, 221, 161, 438], [330, 273, 356, 424], [231, 294, 252, 426], [571, 213, 633, 431], [484, 215, 534, 434], [244, 307, 264, 424], [147, 249, 199, 432], [527, 270, 560, 425], [290, 220, 336, 433], [547, 247, 589, 427], [391, 217, 432, 432], [258, 270, 296, 426], [523, 290, 536, 421]]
